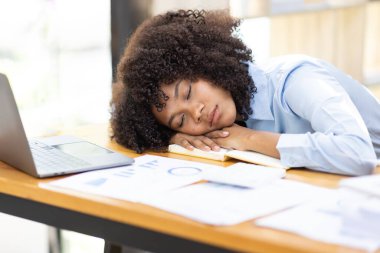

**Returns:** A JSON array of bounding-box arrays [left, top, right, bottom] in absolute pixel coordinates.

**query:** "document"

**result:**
[[203, 162, 286, 188], [340, 174, 380, 197], [339, 174, 380, 241], [46, 154, 326, 226], [141, 179, 330, 226], [256, 193, 380, 252], [45, 155, 218, 202]]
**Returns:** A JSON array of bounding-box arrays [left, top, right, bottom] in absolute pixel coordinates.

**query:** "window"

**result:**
[[0, 0, 111, 137]]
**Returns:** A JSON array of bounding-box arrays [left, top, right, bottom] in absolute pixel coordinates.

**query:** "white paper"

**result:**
[[45, 155, 218, 202], [203, 162, 286, 188], [340, 174, 380, 198], [141, 179, 329, 226], [339, 187, 380, 241], [256, 193, 380, 252]]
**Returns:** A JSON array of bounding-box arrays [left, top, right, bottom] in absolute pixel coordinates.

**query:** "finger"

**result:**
[[205, 130, 229, 139], [200, 137, 221, 151], [179, 139, 194, 150], [191, 139, 212, 151]]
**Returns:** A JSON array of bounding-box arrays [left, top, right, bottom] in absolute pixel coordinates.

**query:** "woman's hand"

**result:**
[[210, 124, 281, 158], [170, 131, 229, 151], [208, 124, 253, 150]]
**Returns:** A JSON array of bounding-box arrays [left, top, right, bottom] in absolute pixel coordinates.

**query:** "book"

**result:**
[[168, 144, 288, 169]]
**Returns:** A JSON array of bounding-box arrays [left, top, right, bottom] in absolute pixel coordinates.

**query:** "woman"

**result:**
[[111, 9, 379, 176]]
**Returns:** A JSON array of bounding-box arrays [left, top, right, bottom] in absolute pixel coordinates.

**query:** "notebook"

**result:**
[[0, 73, 134, 178], [168, 144, 288, 169]]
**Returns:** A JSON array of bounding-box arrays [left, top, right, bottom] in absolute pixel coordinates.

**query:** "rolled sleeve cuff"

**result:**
[[276, 133, 320, 168], [276, 133, 377, 175]]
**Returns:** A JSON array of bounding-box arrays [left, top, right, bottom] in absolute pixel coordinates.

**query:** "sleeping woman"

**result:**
[[110, 10, 380, 176]]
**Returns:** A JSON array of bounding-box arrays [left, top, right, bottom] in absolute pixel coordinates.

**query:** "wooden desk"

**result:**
[[0, 124, 378, 253]]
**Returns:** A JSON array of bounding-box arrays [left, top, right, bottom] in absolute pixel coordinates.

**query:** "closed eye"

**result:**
[[177, 82, 191, 128], [186, 82, 192, 100], [179, 114, 185, 128]]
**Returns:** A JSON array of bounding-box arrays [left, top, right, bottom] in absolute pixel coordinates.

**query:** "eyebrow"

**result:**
[[168, 80, 182, 128]]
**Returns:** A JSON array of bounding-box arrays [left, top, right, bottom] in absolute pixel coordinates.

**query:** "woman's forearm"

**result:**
[[245, 130, 281, 159]]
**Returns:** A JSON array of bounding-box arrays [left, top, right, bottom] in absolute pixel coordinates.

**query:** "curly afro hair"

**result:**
[[111, 9, 256, 153]]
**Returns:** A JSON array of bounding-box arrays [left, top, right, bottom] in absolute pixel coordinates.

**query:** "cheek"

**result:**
[[182, 124, 208, 136], [220, 102, 237, 126]]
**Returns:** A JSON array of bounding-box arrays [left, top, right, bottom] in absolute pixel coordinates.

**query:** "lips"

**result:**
[[208, 105, 220, 127]]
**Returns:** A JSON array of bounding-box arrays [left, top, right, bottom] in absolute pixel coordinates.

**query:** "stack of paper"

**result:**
[[256, 192, 380, 252], [339, 174, 380, 241], [256, 175, 380, 251]]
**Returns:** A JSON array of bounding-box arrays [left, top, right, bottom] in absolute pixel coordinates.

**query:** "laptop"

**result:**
[[0, 73, 134, 178]]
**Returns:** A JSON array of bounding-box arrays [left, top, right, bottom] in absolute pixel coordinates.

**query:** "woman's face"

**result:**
[[152, 79, 237, 135]]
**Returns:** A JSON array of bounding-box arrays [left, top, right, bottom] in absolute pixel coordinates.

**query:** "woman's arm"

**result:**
[[276, 64, 377, 176], [171, 125, 281, 159]]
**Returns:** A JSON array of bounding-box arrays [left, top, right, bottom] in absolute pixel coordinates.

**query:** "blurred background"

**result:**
[[0, 0, 379, 252]]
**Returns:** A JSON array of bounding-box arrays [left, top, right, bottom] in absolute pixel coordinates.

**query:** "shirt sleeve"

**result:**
[[276, 64, 377, 175]]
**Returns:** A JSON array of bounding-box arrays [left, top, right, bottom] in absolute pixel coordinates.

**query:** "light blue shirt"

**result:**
[[246, 55, 379, 176]]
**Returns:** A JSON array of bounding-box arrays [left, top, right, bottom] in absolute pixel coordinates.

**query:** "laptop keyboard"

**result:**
[[29, 141, 90, 172]]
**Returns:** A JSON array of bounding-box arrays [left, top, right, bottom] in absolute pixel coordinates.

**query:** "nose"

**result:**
[[189, 102, 204, 123]]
